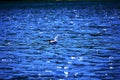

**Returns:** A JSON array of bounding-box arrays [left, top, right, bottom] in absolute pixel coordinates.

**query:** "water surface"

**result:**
[[0, 2, 120, 80]]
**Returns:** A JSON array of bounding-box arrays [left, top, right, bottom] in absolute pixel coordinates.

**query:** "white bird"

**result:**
[[48, 35, 59, 45]]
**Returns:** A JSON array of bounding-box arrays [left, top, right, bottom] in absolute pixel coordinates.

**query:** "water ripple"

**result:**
[[0, 2, 120, 80]]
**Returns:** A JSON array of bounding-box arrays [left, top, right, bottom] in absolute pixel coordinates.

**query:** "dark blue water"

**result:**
[[0, 2, 120, 80]]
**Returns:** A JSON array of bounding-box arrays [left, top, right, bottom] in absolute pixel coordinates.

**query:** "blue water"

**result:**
[[0, 2, 120, 80]]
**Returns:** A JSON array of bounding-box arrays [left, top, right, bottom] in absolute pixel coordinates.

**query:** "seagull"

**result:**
[[48, 35, 59, 45]]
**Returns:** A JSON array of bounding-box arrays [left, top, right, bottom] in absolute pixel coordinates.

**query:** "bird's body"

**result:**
[[48, 40, 57, 45]]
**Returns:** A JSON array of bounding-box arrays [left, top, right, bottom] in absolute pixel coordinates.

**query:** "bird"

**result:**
[[48, 35, 59, 45]]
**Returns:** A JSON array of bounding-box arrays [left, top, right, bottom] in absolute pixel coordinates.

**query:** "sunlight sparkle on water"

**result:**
[[45, 70, 52, 73], [71, 57, 76, 60], [64, 71, 68, 78], [78, 57, 83, 61], [68, 61, 72, 64], [56, 66, 62, 69], [109, 67, 113, 69], [0, 2, 120, 80], [46, 61, 50, 63], [74, 72, 78, 77], [64, 66, 69, 69]]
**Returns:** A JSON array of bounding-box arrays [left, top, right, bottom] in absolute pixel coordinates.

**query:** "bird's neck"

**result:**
[[54, 36, 58, 41]]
